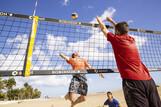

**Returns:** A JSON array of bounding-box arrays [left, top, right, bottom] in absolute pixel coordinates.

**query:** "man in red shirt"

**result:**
[[96, 16, 161, 107]]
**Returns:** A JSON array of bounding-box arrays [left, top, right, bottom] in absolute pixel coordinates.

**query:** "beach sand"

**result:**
[[0, 85, 161, 107]]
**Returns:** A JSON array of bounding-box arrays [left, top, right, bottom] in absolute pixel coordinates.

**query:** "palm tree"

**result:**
[[24, 82, 29, 88], [18, 88, 25, 100], [4, 78, 16, 90], [0, 78, 5, 91], [2, 78, 16, 100], [0, 78, 41, 100], [7, 88, 19, 100], [33, 88, 41, 98], [0, 78, 5, 100], [24, 82, 33, 99]]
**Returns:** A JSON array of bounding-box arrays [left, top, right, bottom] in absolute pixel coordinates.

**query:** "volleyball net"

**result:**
[[0, 11, 161, 76]]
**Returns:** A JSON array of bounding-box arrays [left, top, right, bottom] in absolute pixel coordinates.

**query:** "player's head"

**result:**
[[107, 91, 113, 99], [115, 21, 129, 35], [72, 52, 79, 58]]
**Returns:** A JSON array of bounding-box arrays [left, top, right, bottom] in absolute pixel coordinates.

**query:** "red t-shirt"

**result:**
[[107, 32, 151, 80]]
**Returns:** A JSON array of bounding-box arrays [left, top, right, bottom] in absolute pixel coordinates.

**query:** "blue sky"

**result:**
[[0, 0, 161, 97], [0, 0, 161, 30]]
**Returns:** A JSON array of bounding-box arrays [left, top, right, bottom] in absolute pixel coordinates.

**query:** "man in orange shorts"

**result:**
[[60, 52, 104, 107]]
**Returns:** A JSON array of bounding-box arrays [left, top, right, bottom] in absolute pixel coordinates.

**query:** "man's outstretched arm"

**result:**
[[59, 53, 70, 61], [85, 60, 104, 78], [106, 17, 117, 27], [96, 16, 109, 38]]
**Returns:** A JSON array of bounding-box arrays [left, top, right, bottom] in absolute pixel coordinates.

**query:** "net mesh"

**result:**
[[0, 16, 31, 71], [0, 14, 161, 74], [32, 20, 115, 70]]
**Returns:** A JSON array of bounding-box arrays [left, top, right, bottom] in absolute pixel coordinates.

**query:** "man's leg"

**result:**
[[72, 81, 88, 106], [64, 92, 69, 100], [69, 92, 77, 107], [122, 79, 149, 107], [148, 79, 161, 107], [68, 77, 80, 107], [72, 95, 86, 106]]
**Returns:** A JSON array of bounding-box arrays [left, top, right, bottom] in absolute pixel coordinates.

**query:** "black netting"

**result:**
[[0, 16, 32, 71], [0, 15, 161, 75]]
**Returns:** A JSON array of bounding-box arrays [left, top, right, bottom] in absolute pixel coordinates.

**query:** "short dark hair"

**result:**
[[72, 52, 79, 58], [115, 22, 129, 35], [107, 91, 112, 95], [72, 53, 75, 58]]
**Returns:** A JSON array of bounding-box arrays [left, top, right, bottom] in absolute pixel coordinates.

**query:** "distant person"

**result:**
[[103, 91, 121, 107], [60, 52, 104, 107], [96, 16, 161, 107]]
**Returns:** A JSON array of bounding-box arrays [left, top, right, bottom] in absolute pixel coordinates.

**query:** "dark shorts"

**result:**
[[123, 79, 161, 107], [69, 76, 88, 96]]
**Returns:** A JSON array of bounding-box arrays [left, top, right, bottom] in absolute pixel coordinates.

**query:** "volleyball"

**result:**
[[71, 12, 78, 20]]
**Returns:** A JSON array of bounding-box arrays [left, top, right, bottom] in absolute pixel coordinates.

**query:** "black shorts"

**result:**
[[69, 76, 88, 96], [123, 79, 161, 107]]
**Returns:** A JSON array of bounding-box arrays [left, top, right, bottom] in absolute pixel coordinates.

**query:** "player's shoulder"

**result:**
[[128, 34, 135, 39], [104, 99, 110, 105], [107, 32, 115, 37], [118, 34, 135, 42], [127, 34, 136, 42], [75, 57, 85, 61], [108, 32, 115, 35], [113, 98, 119, 103], [81, 57, 88, 61], [69, 57, 74, 61]]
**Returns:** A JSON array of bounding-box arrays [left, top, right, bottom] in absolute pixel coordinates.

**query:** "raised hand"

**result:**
[[106, 16, 117, 26]]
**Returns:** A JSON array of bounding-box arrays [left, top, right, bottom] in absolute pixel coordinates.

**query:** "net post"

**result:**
[[23, 16, 39, 77]]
